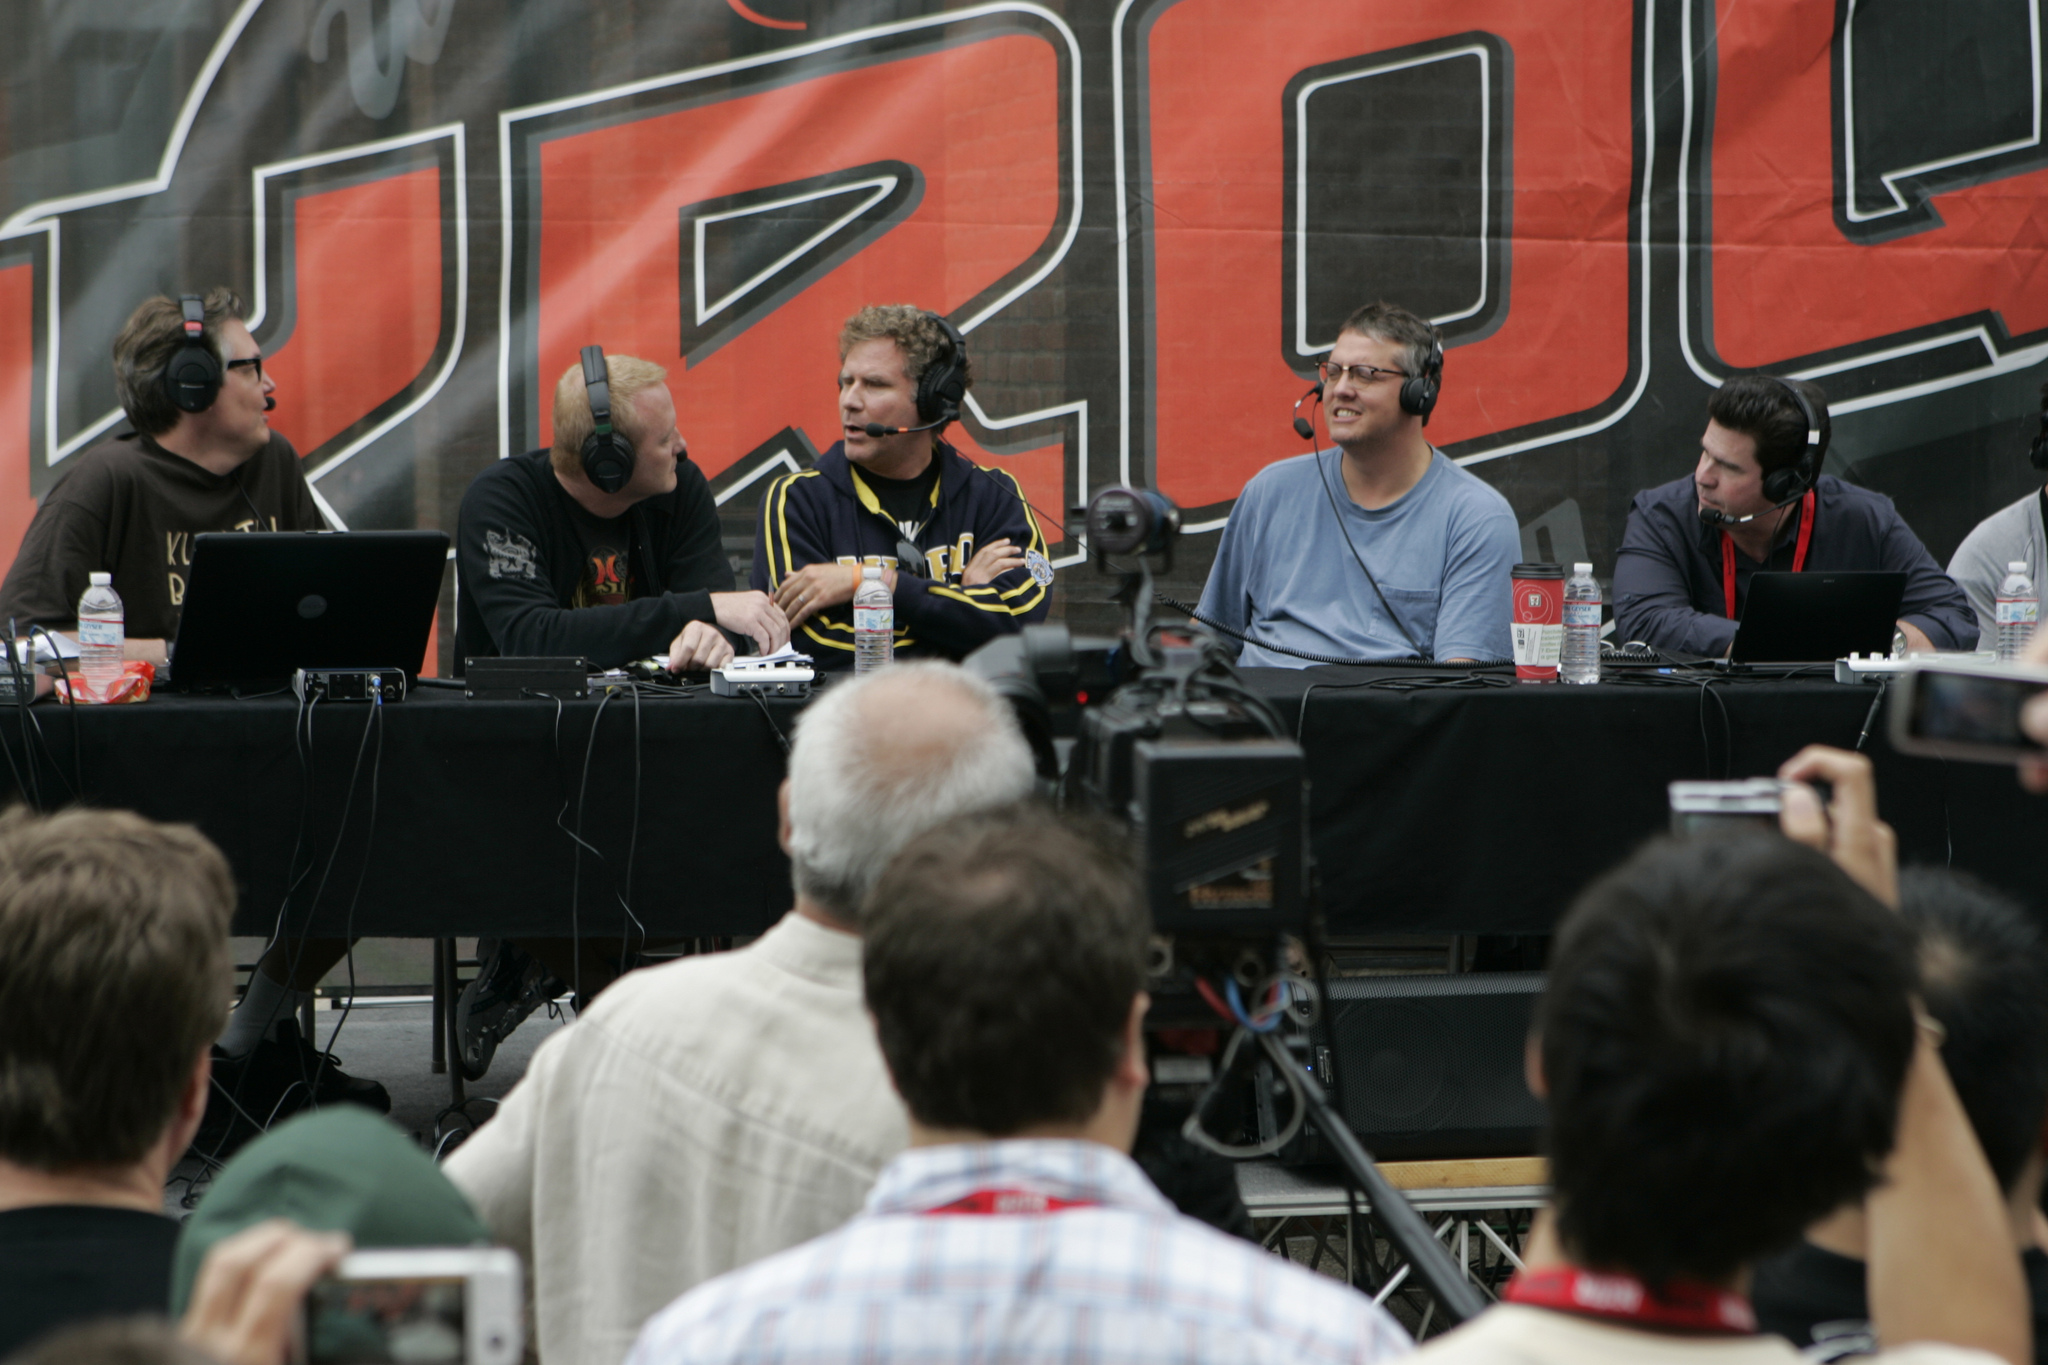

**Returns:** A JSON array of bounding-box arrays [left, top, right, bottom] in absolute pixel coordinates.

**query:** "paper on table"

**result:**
[[726, 642, 813, 669], [12, 633, 80, 663]]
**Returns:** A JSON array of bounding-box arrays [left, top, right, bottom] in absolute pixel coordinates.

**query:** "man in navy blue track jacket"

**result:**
[[751, 306, 1053, 668]]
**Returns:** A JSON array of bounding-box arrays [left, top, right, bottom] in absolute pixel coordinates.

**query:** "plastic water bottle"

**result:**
[[77, 571, 124, 695], [853, 565, 893, 674], [1995, 560, 2038, 660], [1561, 562, 1602, 685]]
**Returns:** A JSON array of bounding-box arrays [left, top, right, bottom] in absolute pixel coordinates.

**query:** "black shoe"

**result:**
[[192, 1020, 390, 1161], [455, 939, 565, 1081]]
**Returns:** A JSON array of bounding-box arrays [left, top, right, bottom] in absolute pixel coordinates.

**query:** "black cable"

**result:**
[[1855, 677, 1889, 753], [311, 687, 385, 1101], [1302, 400, 1428, 660], [746, 688, 791, 755], [619, 682, 646, 974], [4, 620, 41, 810], [28, 627, 82, 798], [567, 687, 622, 1004]]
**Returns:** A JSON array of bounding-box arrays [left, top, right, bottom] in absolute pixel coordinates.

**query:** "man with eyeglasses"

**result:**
[[0, 288, 325, 662], [0, 288, 398, 1148], [1197, 300, 1518, 665]]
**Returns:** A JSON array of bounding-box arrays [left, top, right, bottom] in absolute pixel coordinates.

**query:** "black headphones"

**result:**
[[914, 314, 969, 426], [1760, 375, 1829, 505], [579, 344, 636, 494], [162, 294, 224, 414], [1398, 331, 1444, 423], [2030, 385, 2048, 471]]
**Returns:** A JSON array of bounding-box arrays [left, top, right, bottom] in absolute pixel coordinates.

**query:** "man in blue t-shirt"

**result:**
[[1197, 302, 1519, 666]]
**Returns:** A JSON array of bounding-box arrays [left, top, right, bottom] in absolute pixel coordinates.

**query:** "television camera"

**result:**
[[964, 486, 1486, 1324]]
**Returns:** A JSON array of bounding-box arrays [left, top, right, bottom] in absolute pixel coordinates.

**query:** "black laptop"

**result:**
[[165, 531, 449, 690], [1727, 570, 1907, 664]]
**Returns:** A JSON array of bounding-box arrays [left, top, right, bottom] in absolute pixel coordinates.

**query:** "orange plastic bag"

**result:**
[[54, 659, 155, 704]]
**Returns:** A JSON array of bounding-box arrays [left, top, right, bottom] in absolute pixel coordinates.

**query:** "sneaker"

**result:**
[[193, 1019, 390, 1159], [456, 939, 565, 1081]]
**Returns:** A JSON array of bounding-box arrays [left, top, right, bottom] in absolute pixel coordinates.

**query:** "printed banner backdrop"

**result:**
[[4, 0, 2046, 664]]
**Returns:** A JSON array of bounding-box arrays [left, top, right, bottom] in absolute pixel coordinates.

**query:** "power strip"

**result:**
[[710, 662, 813, 698], [293, 668, 408, 702]]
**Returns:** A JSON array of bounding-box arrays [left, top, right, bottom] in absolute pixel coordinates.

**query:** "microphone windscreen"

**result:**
[[264, 396, 277, 411], [1697, 506, 1724, 529], [1292, 417, 1314, 440], [862, 422, 893, 438]]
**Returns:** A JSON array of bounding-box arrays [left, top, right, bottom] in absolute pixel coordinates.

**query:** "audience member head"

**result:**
[[549, 353, 671, 477], [6, 1318, 219, 1365], [1706, 374, 1830, 480], [1537, 832, 1917, 1286], [171, 1107, 487, 1313], [0, 807, 233, 1180], [838, 305, 974, 396], [1899, 868, 2048, 1197], [112, 287, 247, 438], [863, 805, 1151, 1143], [1337, 300, 1438, 388], [782, 661, 1034, 926]]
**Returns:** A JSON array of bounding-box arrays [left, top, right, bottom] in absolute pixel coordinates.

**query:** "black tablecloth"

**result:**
[[1, 669, 2036, 939], [0, 685, 800, 938], [1241, 666, 2043, 935]]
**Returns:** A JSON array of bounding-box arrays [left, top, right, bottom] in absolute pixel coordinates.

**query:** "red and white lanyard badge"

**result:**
[[1504, 1267, 1757, 1334], [1722, 488, 1817, 619], [921, 1189, 1098, 1216]]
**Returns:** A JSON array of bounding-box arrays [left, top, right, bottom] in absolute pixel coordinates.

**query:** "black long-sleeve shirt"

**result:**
[[1613, 473, 1976, 656], [453, 448, 731, 671]]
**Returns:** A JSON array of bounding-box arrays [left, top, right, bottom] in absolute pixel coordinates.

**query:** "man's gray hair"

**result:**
[[785, 661, 1035, 924]]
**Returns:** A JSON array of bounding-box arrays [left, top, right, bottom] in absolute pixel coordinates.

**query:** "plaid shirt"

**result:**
[[626, 1138, 1413, 1364]]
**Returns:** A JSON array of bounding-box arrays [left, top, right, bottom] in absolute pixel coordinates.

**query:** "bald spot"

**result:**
[[838, 668, 996, 791]]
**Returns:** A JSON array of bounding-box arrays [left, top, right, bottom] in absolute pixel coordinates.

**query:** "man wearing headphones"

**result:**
[[1197, 300, 1519, 665], [1613, 375, 1974, 657], [751, 305, 1052, 667], [0, 289, 393, 1147], [0, 288, 323, 660], [1945, 382, 2048, 650], [454, 349, 787, 674]]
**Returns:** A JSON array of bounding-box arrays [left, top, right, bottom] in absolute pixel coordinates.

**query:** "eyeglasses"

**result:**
[[1316, 361, 1409, 387], [225, 356, 264, 382]]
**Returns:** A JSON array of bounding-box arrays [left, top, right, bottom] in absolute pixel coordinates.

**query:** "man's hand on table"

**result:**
[[707, 591, 789, 658], [773, 562, 893, 631]]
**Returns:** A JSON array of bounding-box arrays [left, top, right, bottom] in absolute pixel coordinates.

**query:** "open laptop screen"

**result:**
[[1728, 571, 1906, 664], [167, 531, 448, 689]]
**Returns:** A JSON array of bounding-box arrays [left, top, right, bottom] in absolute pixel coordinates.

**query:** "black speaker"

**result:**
[[1309, 971, 1545, 1161]]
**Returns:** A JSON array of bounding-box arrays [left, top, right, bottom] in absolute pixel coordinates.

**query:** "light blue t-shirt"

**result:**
[[1196, 448, 1519, 666]]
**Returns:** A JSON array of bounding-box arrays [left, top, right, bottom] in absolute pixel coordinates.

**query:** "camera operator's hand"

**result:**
[[181, 1219, 351, 1365], [2021, 629, 2048, 793], [1778, 744, 1898, 909]]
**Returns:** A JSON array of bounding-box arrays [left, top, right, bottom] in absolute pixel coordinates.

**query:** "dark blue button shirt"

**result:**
[[1613, 473, 1976, 656]]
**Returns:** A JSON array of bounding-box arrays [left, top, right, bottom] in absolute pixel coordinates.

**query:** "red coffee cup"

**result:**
[[1512, 562, 1564, 683]]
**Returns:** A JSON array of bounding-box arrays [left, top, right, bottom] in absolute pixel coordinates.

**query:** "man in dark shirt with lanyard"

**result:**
[[1612, 375, 1974, 657]]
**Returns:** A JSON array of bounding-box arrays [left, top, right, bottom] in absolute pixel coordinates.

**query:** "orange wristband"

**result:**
[[850, 563, 861, 596]]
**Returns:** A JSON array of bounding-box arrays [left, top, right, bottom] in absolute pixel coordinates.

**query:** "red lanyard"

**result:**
[[1504, 1268, 1757, 1334], [1722, 488, 1817, 619], [922, 1189, 1097, 1216]]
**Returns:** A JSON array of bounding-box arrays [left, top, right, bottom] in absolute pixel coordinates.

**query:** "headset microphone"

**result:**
[[861, 418, 949, 438], [263, 395, 276, 412], [1291, 382, 1324, 440]]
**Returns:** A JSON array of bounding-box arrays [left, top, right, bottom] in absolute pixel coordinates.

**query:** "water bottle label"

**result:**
[[77, 619, 123, 647], [1995, 599, 2038, 626], [854, 607, 893, 634], [1563, 603, 1602, 627]]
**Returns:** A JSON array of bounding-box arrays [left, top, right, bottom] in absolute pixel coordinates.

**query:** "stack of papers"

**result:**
[[724, 644, 813, 670]]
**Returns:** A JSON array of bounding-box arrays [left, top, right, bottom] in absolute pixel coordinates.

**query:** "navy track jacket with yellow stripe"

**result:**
[[751, 439, 1052, 667]]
